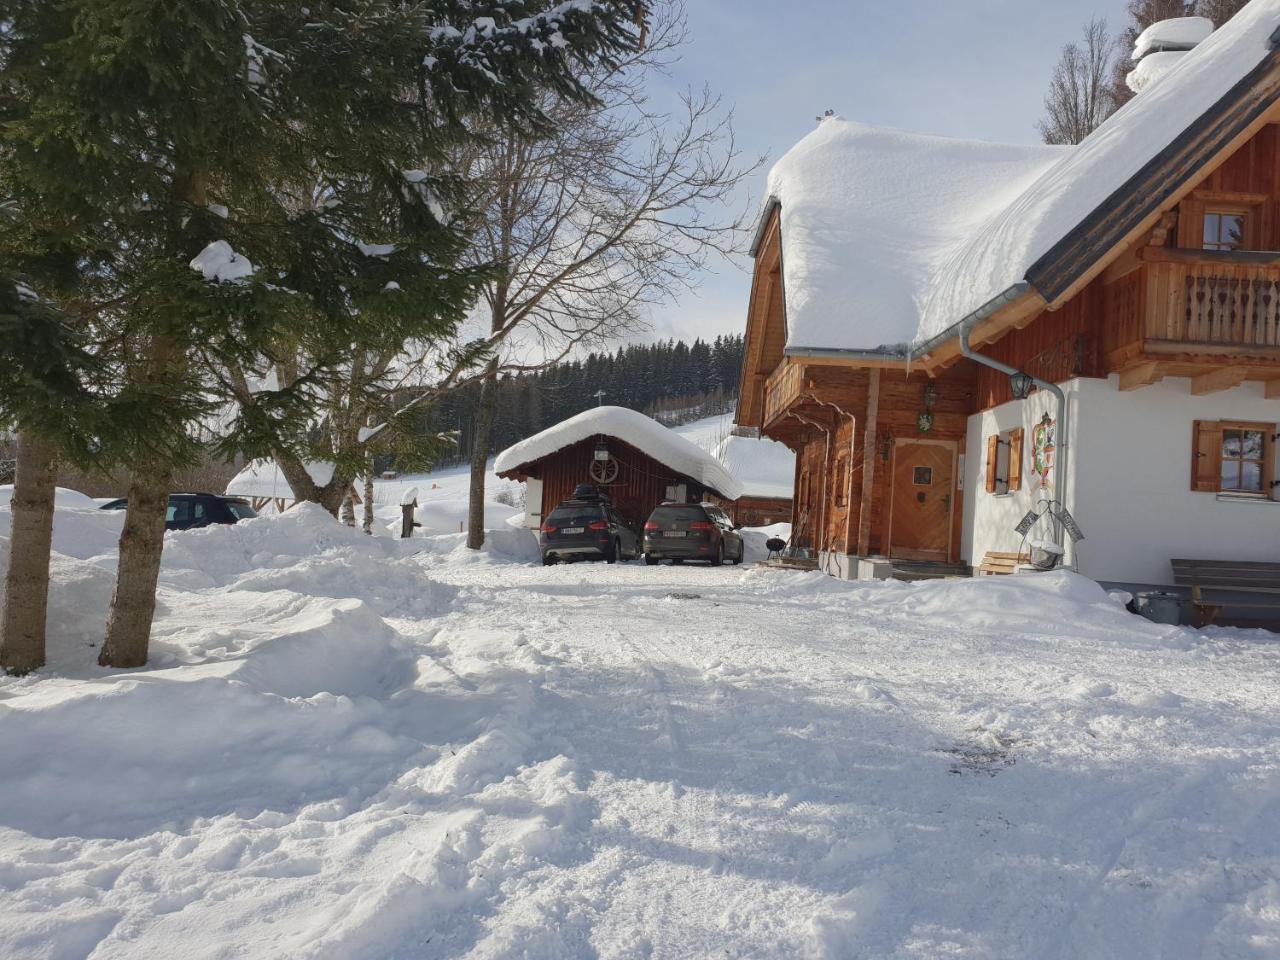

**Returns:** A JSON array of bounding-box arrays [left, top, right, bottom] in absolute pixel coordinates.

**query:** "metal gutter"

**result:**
[[783, 345, 908, 362], [909, 284, 1030, 362]]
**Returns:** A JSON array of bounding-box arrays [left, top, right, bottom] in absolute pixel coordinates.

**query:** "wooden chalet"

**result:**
[[737, 4, 1280, 586], [494, 406, 742, 532]]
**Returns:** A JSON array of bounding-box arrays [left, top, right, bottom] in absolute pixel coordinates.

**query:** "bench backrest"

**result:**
[[1171, 558, 1280, 595]]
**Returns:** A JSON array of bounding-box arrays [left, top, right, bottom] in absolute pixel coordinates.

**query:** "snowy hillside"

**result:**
[[2, 499, 1279, 957]]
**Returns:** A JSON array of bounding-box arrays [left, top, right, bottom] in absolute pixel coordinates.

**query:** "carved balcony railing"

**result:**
[[1143, 248, 1280, 353], [763, 360, 804, 425]]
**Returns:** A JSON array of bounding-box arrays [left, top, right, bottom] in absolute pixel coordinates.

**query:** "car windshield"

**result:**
[[649, 506, 706, 524], [225, 501, 257, 520], [548, 505, 602, 526]]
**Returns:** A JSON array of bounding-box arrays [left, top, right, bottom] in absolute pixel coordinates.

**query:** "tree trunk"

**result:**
[[466, 358, 501, 550], [340, 494, 355, 527], [0, 433, 58, 675], [99, 469, 171, 668], [362, 468, 374, 534]]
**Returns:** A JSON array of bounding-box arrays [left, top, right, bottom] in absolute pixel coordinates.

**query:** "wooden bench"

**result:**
[[1170, 558, 1280, 627], [977, 551, 1030, 576]]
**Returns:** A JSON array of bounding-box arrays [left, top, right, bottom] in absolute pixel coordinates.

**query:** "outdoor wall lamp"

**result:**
[[1009, 370, 1035, 400]]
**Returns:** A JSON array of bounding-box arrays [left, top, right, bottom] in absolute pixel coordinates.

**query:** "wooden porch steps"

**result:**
[[759, 556, 820, 572]]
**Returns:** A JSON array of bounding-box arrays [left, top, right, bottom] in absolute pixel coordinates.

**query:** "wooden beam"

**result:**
[[1266, 379, 1280, 400], [1191, 367, 1249, 395], [1119, 361, 1165, 391], [856, 369, 881, 557]]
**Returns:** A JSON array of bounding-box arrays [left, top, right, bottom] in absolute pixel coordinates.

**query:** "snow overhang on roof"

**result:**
[[494, 406, 745, 501], [756, 0, 1280, 358], [1133, 16, 1214, 60], [225, 459, 335, 500]]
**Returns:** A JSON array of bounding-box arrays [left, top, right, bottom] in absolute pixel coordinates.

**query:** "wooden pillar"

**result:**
[[856, 369, 881, 556]]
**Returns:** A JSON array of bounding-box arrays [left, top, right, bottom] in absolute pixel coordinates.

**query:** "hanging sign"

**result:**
[[1056, 504, 1085, 543], [1014, 509, 1039, 538]]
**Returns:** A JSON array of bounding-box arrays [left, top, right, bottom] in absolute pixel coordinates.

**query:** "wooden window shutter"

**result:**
[[1266, 428, 1278, 501], [1007, 428, 1024, 491], [1191, 420, 1222, 492], [985, 434, 999, 494]]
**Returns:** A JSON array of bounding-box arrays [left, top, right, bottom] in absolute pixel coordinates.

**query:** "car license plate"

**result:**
[[561, 526, 584, 535], [665, 530, 686, 538]]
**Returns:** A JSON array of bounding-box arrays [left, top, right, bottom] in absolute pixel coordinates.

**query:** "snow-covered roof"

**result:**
[[765, 118, 1065, 352], [713, 434, 795, 500], [494, 406, 744, 500], [762, 0, 1280, 353], [225, 459, 336, 500], [1133, 16, 1214, 60], [919, 0, 1280, 344]]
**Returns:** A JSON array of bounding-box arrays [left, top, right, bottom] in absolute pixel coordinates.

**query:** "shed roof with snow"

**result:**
[[760, 0, 1280, 353], [495, 406, 743, 502], [712, 434, 794, 500]]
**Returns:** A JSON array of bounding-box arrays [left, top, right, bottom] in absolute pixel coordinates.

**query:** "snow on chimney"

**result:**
[[1126, 16, 1214, 94]]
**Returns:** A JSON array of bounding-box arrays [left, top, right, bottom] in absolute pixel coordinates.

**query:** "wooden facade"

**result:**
[[497, 434, 725, 532], [738, 113, 1280, 571]]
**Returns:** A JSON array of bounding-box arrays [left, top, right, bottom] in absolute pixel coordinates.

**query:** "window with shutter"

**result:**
[[985, 434, 999, 494], [1191, 420, 1222, 492], [1007, 428, 1024, 491], [1192, 419, 1279, 496]]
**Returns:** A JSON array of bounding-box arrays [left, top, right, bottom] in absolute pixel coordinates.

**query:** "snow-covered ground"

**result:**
[[2, 501, 1280, 958]]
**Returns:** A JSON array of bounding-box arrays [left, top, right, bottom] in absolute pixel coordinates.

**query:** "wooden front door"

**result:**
[[889, 440, 956, 561]]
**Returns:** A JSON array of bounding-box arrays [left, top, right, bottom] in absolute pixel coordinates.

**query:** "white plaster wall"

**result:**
[[1070, 375, 1280, 584], [964, 376, 1280, 585], [963, 383, 1081, 572]]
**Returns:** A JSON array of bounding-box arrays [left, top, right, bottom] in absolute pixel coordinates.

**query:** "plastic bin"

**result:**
[[1133, 590, 1182, 625]]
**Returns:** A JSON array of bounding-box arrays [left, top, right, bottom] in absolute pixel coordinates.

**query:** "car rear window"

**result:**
[[649, 505, 707, 523], [548, 504, 604, 525], [225, 501, 257, 520]]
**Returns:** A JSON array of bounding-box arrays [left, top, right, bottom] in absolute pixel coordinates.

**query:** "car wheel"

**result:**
[[711, 541, 724, 567], [645, 554, 659, 566], [606, 538, 619, 564], [542, 555, 556, 566]]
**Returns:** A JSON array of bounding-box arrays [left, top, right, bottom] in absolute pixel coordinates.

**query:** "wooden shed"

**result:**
[[494, 407, 743, 532]]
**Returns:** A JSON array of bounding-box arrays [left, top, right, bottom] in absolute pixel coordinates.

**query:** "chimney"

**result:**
[[1126, 16, 1214, 94]]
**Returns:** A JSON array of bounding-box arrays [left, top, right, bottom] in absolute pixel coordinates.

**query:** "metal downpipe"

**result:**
[[956, 287, 1070, 555]]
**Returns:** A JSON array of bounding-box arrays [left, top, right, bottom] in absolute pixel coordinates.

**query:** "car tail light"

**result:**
[[644, 521, 660, 531], [588, 521, 609, 531], [540, 522, 556, 534], [689, 521, 714, 530]]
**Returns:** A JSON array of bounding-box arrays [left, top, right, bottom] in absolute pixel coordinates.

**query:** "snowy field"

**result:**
[[2, 500, 1280, 958]]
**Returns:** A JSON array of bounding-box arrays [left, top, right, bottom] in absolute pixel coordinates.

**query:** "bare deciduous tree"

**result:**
[[1038, 18, 1122, 145], [451, 2, 761, 548]]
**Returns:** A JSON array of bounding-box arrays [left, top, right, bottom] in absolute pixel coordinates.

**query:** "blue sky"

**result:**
[[645, 0, 1133, 343]]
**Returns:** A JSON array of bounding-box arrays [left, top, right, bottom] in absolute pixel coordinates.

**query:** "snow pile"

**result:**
[[1132, 16, 1214, 59], [495, 405, 744, 500], [713, 433, 795, 499], [3, 500, 1280, 955], [763, 117, 1064, 351], [0, 484, 99, 510], [189, 240, 256, 283], [919, 0, 1280, 343]]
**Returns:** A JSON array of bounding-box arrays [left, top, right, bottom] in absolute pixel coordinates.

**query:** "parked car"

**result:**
[[99, 492, 257, 531], [539, 491, 639, 565], [643, 502, 744, 566]]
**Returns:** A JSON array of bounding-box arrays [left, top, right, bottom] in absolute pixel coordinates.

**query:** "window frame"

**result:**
[[1219, 420, 1272, 496], [1202, 207, 1251, 252]]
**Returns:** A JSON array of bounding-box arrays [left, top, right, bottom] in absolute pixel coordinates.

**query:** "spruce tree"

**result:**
[[1, 0, 646, 669]]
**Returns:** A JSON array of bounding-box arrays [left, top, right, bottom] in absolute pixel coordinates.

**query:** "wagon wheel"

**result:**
[[590, 458, 619, 484]]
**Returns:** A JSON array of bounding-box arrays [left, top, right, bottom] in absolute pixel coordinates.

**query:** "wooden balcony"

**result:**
[[763, 360, 804, 425], [1141, 248, 1280, 354]]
